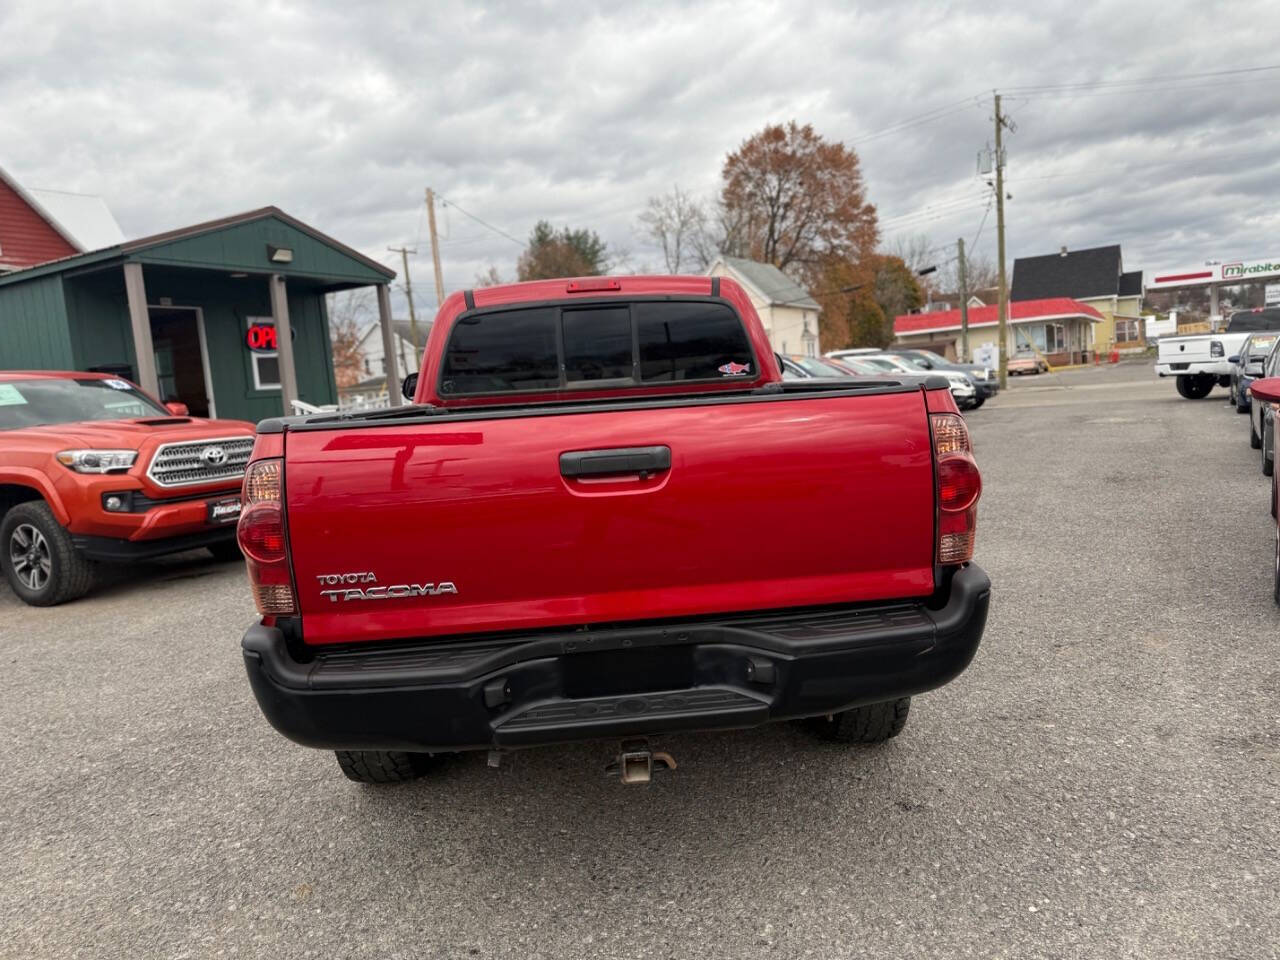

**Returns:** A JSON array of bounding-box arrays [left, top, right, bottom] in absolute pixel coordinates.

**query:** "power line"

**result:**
[[432, 193, 525, 247], [1002, 63, 1280, 94], [848, 95, 988, 145]]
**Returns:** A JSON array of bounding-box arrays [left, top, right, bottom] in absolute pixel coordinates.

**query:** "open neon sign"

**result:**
[[245, 323, 278, 351]]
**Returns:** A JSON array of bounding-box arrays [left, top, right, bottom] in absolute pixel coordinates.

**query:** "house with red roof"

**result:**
[[893, 298, 1104, 367]]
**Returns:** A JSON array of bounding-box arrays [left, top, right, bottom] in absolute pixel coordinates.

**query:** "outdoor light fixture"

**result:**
[[267, 245, 293, 264], [230, 272, 248, 278]]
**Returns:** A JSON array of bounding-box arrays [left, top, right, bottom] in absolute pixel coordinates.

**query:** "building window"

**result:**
[[246, 317, 281, 390], [1045, 322, 1066, 353], [1116, 318, 1141, 343]]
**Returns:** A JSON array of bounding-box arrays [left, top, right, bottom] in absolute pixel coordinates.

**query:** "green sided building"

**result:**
[[0, 207, 402, 423]]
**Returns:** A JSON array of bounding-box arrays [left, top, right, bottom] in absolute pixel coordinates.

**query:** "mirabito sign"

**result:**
[[1147, 257, 1280, 291]]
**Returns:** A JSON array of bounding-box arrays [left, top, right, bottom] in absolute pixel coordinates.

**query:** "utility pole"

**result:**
[[994, 92, 1012, 389], [387, 245, 421, 368], [425, 188, 446, 308], [957, 236, 970, 363]]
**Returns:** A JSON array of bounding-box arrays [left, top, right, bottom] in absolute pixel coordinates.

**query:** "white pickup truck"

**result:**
[[1156, 308, 1280, 399]]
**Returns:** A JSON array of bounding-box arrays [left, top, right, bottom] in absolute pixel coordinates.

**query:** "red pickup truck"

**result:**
[[0, 371, 253, 605], [238, 276, 989, 784]]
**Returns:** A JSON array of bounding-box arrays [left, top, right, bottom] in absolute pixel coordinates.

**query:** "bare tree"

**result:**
[[326, 289, 375, 387], [474, 265, 504, 287], [636, 186, 709, 273]]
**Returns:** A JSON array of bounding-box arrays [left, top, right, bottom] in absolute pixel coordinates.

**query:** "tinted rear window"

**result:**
[[564, 306, 632, 382], [440, 308, 559, 394], [636, 302, 753, 382], [439, 299, 754, 395]]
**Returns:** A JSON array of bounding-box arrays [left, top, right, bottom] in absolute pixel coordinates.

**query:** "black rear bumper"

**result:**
[[241, 564, 990, 753]]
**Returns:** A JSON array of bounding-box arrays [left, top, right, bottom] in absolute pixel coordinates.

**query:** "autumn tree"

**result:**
[[636, 186, 710, 273], [719, 122, 878, 281], [517, 220, 609, 280], [326, 289, 374, 387], [811, 258, 888, 351]]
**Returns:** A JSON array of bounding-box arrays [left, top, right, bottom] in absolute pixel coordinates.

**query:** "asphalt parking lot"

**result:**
[[2, 361, 1277, 960]]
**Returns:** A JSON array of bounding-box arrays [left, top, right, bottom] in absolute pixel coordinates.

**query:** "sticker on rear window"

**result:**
[[717, 361, 751, 376], [0, 384, 27, 405], [103, 379, 132, 390]]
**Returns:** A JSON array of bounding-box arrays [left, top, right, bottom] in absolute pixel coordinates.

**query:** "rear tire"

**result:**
[[335, 750, 434, 784], [1, 501, 95, 606], [1175, 374, 1214, 399], [1265, 426, 1274, 477], [806, 697, 910, 744], [1251, 417, 1262, 449], [970, 396, 986, 409]]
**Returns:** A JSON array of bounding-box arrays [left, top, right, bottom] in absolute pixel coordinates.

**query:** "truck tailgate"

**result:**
[[1157, 336, 1219, 365], [284, 391, 937, 645]]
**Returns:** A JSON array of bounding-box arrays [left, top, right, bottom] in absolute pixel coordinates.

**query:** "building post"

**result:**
[[268, 274, 299, 415], [957, 237, 969, 363], [376, 283, 403, 407], [1209, 283, 1220, 329], [123, 262, 160, 399]]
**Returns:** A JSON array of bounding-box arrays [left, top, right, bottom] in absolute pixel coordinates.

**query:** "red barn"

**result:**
[[0, 163, 123, 272]]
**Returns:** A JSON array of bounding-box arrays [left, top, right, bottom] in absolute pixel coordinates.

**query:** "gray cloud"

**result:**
[[3, 0, 1279, 313]]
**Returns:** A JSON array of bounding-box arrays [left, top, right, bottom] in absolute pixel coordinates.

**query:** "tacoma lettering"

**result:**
[[319, 582, 458, 602]]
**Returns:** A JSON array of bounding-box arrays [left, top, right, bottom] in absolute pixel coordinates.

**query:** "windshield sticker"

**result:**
[[103, 379, 132, 390], [718, 361, 751, 376], [0, 384, 27, 406]]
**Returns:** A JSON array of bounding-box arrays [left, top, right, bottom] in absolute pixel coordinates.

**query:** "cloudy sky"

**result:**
[[5, 0, 1280, 312]]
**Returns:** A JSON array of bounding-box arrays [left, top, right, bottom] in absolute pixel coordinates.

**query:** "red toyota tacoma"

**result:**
[[237, 276, 989, 784], [0, 371, 253, 605]]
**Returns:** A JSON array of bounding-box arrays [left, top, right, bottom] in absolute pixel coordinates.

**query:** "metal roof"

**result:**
[[712, 256, 821, 310], [26, 188, 125, 251]]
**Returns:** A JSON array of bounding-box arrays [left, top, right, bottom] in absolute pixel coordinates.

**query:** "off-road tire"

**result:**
[[335, 750, 433, 784], [1, 501, 95, 606], [207, 540, 243, 562], [806, 697, 911, 744], [1175, 375, 1214, 399]]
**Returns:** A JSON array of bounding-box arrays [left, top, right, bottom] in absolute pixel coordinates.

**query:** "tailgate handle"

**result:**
[[560, 445, 671, 479]]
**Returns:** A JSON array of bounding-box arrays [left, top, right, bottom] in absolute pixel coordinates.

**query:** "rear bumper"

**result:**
[[241, 563, 990, 753], [1155, 362, 1230, 377]]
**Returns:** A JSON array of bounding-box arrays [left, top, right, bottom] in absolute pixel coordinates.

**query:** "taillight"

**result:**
[[237, 458, 296, 615], [931, 413, 981, 564]]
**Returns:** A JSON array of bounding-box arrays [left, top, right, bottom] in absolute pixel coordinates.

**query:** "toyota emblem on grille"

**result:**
[[201, 445, 228, 467]]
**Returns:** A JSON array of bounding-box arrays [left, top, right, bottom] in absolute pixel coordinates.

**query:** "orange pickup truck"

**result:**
[[0, 371, 254, 605]]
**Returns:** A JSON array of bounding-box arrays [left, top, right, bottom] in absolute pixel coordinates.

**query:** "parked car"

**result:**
[[237, 275, 989, 784], [859, 354, 979, 409], [1249, 335, 1280, 472], [1228, 332, 1278, 413], [824, 348, 883, 360], [1156, 306, 1280, 399], [780, 355, 859, 379], [1239, 375, 1280, 602], [886, 348, 999, 407], [1008, 354, 1048, 375], [0, 371, 254, 605]]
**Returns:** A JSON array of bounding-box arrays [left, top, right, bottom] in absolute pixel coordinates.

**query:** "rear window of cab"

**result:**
[[439, 300, 756, 396]]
